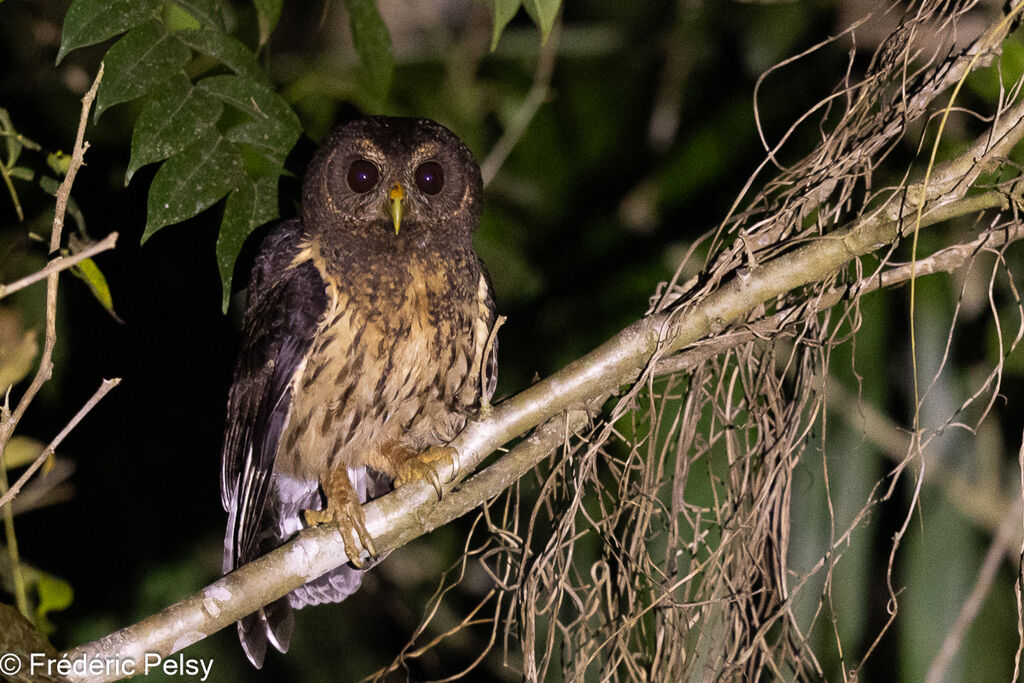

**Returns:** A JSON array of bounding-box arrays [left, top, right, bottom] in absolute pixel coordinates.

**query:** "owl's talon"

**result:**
[[302, 497, 373, 566], [394, 445, 457, 500]]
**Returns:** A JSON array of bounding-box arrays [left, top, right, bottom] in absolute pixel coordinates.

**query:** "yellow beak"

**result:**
[[387, 182, 405, 234]]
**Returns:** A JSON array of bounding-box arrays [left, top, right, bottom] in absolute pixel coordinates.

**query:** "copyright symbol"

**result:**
[[0, 652, 22, 675]]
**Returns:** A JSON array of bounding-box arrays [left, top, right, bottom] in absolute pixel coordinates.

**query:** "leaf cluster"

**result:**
[[59, 0, 300, 310]]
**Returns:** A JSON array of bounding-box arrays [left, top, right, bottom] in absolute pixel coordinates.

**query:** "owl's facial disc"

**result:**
[[387, 183, 405, 234]]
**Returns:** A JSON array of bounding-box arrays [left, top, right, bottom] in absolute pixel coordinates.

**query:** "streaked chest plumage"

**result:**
[[276, 253, 491, 480]]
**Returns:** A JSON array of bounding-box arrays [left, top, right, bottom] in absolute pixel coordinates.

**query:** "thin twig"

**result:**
[[0, 63, 103, 620], [0, 231, 119, 300], [479, 20, 560, 187], [0, 379, 120, 511]]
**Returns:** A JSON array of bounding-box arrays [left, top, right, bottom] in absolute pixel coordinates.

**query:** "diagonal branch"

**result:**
[[60, 88, 1024, 681], [0, 231, 119, 300]]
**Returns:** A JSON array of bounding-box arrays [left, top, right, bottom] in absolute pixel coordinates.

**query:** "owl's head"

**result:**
[[302, 116, 483, 249]]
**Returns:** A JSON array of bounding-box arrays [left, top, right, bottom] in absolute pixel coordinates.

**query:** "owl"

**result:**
[[220, 116, 497, 667]]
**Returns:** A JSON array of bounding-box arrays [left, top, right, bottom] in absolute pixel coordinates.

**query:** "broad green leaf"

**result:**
[[144, 133, 244, 242], [253, 0, 283, 48], [341, 0, 394, 107], [488, 0, 522, 50], [197, 74, 301, 164], [170, 0, 223, 30], [95, 21, 191, 121], [163, 3, 200, 30], [225, 121, 295, 167], [175, 29, 263, 80], [197, 75, 300, 129], [523, 0, 560, 43], [71, 257, 121, 321], [217, 174, 280, 311], [127, 74, 223, 184], [57, 0, 162, 64]]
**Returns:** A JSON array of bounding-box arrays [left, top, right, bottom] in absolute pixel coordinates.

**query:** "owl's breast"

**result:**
[[276, 261, 488, 481]]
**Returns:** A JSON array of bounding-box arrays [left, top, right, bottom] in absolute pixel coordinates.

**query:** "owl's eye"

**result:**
[[414, 161, 444, 195], [347, 159, 379, 193]]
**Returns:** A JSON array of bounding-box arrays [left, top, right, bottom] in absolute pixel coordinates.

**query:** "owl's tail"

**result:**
[[225, 466, 393, 668], [237, 598, 293, 669], [223, 472, 314, 668]]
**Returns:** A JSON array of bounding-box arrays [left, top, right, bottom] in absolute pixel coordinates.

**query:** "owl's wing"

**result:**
[[221, 219, 327, 571]]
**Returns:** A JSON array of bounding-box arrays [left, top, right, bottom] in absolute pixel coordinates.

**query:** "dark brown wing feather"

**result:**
[[221, 219, 327, 570], [220, 220, 328, 668]]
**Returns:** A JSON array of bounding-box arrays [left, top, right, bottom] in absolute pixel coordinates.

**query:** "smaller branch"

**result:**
[[0, 231, 119, 300], [479, 20, 560, 187], [654, 191, 1024, 377], [0, 378, 119, 511], [479, 315, 506, 412], [0, 64, 103, 448], [50, 64, 102, 254]]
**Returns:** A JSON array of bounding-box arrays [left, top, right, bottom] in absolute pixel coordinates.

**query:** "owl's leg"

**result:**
[[374, 442, 459, 500], [303, 466, 376, 566]]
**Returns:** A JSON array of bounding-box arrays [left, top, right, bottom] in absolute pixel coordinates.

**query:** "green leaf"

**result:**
[[71, 257, 121, 321], [523, 0, 560, 43], [341, 0, 394, 107], [488, 0, 522, 51], [34, 575, 74, 635], [171, 0, 224, 30], [144, 133, 244, 243], [127, 74, 223, 184], [225, 121, 295, 167], [253, 0, 283, 48], [217, 174, 280, 311], [95, 21, 192, 121], [175, 29, 264, 80], [58, 0, 162, 64], [197, 74, 301, 165], [46, 151, 71, 176], [163, 3, 201, 30]]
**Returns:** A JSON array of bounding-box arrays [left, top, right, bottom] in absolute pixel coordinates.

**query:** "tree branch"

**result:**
[[0, 231, 119, 300], [0, 378, 120, 511], [60, 83, 1024, 680]]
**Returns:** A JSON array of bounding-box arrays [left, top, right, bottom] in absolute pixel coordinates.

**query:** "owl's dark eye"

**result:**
[[414, 161, 444, 195], [347, 159, 379, 193]]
